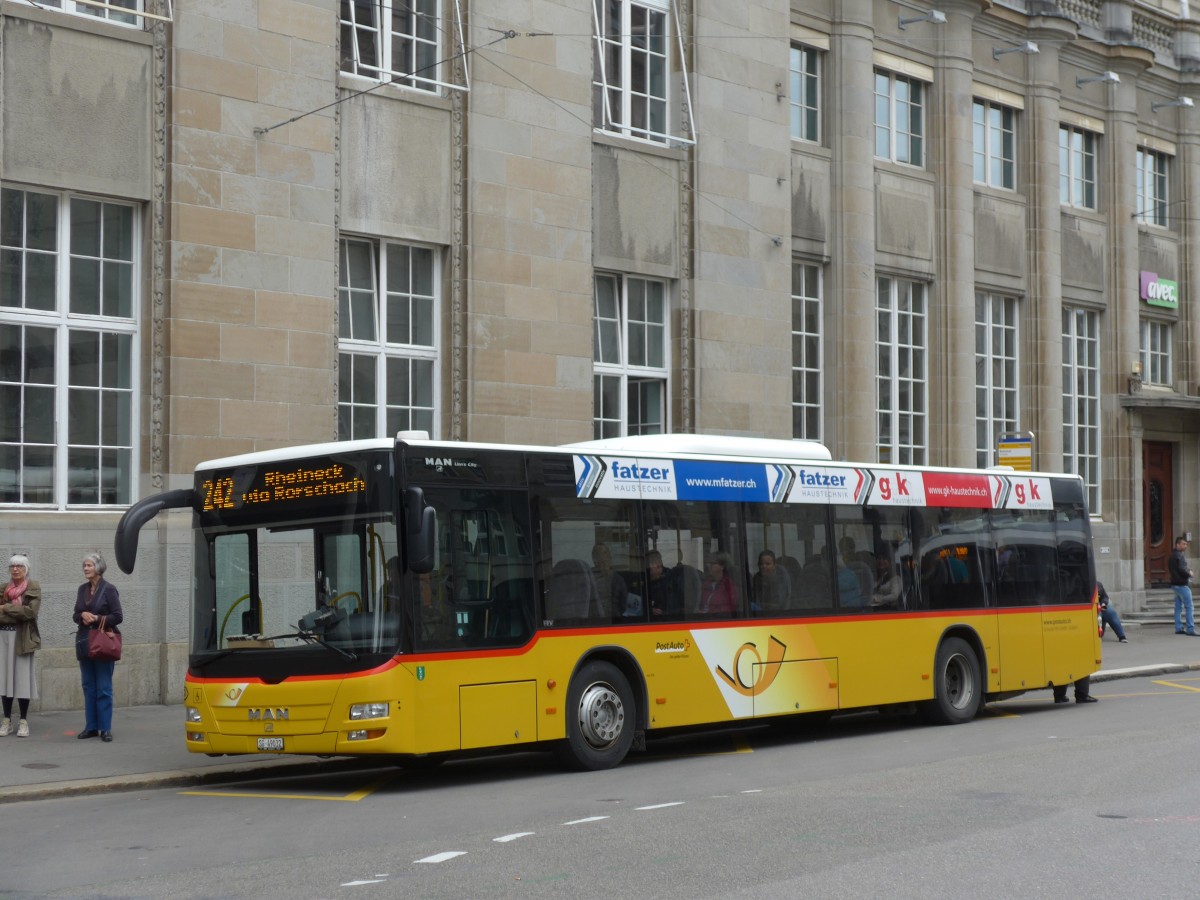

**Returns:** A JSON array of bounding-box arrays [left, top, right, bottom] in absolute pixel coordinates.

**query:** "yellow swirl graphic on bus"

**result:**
[[714, 635, 787, 696]]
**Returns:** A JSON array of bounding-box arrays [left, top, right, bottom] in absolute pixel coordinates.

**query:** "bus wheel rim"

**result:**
[[945, 653, 973, 710], [578, 683, 624, 749]]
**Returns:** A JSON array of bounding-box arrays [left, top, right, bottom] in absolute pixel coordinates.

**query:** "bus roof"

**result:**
[[566, 434, 833, 460]]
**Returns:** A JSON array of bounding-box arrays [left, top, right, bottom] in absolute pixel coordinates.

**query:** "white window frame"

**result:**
[[874, 69, 925, 167], [592, 0, 695, 146], [36, 0, 165, 27], [340, 0, 469, 93], [1139, 318, 1172, 387], [1136, 147, 1170, 227], [975, 292, 1019, 468], [791, 262, 822, 441], [1062, 306, 1100, 512], [1059, 125, 1098, 210], [593, 273, 669, 439], [972, 99, 1016, 190], [337, 237, 439, 440], [876, 277, 927, 465], [0, 186, 140, 509], [789, 44, 821, 144]]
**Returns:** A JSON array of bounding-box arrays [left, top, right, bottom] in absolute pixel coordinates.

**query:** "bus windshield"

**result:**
[[187, 445, 401, 674], [192, 517, 400, 667]]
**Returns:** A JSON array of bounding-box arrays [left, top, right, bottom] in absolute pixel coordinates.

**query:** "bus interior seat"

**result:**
[[797, 559, 831, 607], [548, 558, 601, 620], [848, 560, 873, 604], [676, 564, 702, 613], [776, 555, 804, 597]]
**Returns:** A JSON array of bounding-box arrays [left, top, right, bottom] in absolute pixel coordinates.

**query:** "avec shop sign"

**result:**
[[1140, 271, 1179, 309]]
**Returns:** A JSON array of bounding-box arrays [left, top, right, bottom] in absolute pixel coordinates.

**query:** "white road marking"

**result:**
[[636, 802, 684, 810], [414, 851, 467, 863], [563, 815, 610, 825], [342, 879, 387, 886], [740, 789, 762, 794], [494, 832, 536, 842]]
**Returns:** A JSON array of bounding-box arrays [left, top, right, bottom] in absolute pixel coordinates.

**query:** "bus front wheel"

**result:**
[[921, 637, 981, 725], [555, 661, 636, 771]]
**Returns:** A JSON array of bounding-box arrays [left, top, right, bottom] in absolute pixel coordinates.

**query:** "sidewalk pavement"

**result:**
[[3, 622, 1199, 804]]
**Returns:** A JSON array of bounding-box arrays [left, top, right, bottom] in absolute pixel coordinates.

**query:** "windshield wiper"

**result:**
[[251, 625, 358, 661]]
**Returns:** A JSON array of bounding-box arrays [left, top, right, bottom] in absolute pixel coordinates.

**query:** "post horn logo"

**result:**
[[715, 635, 787, 697]]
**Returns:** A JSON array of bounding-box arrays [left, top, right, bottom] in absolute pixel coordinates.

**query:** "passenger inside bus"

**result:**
[[646, 550, 684, 619], [752, 550, 791, 613], [871, 554, 902, 608], [698, 553, 739, 615], [591, 543, 627, 618]]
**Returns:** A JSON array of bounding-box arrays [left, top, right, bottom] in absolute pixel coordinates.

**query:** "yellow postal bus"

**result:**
[[115, 434, 1099, 770]]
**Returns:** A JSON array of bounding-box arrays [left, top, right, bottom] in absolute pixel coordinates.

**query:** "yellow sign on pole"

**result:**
[[997, 432, 1034, 471]]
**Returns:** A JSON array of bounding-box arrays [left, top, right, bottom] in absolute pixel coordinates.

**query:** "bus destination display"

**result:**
[[198, 457, 371, 523]]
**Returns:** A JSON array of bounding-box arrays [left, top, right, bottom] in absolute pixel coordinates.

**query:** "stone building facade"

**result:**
[[1, 0, 1198, 708]]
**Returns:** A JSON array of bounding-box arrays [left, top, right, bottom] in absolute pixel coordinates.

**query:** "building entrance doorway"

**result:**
[[1143, 441, 1174, 587]]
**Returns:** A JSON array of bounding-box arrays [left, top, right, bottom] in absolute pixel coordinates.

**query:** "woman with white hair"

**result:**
[[0, 554, 41, 738], [73, 553, 123, 742]]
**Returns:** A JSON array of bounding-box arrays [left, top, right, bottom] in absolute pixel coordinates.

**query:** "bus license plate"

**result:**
[[257, 737, 284, 751]]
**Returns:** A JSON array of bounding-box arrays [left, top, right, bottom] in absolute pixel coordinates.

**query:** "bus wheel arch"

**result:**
[[921, 631, 983, 725], [554, 650, 644, 771]]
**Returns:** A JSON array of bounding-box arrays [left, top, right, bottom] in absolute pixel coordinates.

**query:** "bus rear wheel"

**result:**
[[921, 637, 981, 725], [555, 661, 636, 771]]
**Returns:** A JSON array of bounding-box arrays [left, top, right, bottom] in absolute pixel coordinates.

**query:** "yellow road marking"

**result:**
[[1152, 679, 1200, 693], [181, 771, 397, 802]]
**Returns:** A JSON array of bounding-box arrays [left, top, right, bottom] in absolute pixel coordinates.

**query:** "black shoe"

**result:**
[[1118, 637, 1129, 643], [1076, 696, 1099, 704], [1054, 696, 1070, 704], [76, 729, 98, 740], [100, 731, 113, 742], [1178, 630, 1188, 634]]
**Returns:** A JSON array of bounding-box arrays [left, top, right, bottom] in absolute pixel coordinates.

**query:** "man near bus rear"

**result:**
[[1168, 535, 1197, 636]]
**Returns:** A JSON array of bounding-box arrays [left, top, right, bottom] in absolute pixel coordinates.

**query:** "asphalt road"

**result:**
[[4, 669, 1199, 899]]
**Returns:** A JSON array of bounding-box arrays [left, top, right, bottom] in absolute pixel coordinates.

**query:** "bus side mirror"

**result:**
[[404, 486, 436, 574]]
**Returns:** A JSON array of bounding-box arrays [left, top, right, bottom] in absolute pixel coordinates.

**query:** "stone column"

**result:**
[[933, 2, 984, 468], [827, 1, 877, 459], [1023, 14, 1077, 467]]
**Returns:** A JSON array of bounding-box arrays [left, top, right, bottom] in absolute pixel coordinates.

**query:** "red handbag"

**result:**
[[88, 616, 122, 662]]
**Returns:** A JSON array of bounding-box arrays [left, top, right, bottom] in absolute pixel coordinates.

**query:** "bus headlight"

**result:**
[[347, 729, 385, 741], [349, 702, 390, 721], [186, 707, 203, 723], [187, 731, 205, 742]]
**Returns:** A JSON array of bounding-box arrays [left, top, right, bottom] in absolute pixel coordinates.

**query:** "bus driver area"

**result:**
[[116, 434, 1099, 771]]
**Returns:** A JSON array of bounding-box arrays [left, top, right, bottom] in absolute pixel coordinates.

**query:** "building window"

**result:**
[[593, 273, 668, 438], [972, 100, 1016, 190], [876, 278, 927, 465], [337, 238, 438, 440], [790, 44, 821, 143], [792, 262, 822, 441], [593, 0, 670, 143], [1136, 147, 1169, 227], [340, 0, 440, 91], [0, 187, 138, 507], [39, 0, 140, 26], [1062, 307, 1100, 512], [1059, 126, 1098, 210], [874, 70, 925, 166], [975, 292, 1019, 468], [1140, 319, 1172, 387]]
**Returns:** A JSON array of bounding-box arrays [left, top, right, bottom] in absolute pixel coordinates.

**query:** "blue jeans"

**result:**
[[1173, 584, 1195, 634], [1099, 606, 1127, 640], [79, 658, 116, 732]]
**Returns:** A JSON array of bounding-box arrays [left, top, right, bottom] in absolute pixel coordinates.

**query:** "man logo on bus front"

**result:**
[[715, 635, 787, 697]]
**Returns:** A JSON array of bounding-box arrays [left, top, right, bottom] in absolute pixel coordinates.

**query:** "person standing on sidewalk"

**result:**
[[73, 554, 122, 743], [1168, 536, 1196, 636], [0, 555, 40, 738]]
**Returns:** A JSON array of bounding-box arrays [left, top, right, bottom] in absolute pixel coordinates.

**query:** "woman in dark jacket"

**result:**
[[73, 553, 123, 742]]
